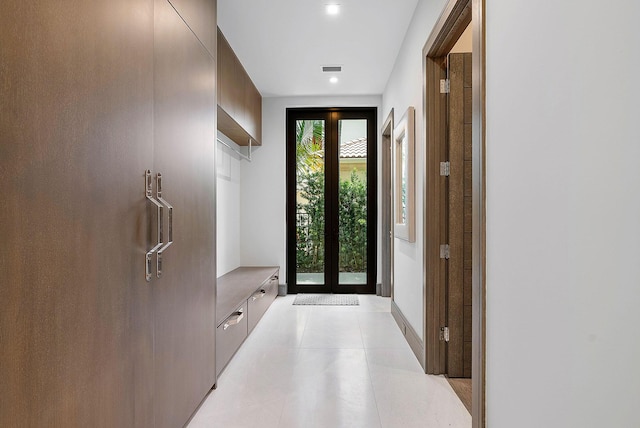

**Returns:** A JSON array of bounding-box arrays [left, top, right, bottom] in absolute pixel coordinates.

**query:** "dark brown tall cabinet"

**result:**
[[0, 1, 217, 426]]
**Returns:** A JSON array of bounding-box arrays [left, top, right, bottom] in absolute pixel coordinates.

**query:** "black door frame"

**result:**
[[286, 107, 377, 294]]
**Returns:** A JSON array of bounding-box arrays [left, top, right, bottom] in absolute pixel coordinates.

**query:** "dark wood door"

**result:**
[[152, 1, 217, 426], [425, 55, 449, 375], [0, 1, 155, 426], [447, 52, 473, 378]]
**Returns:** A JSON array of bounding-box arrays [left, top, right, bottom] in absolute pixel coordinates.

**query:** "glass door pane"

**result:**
[[338, 119, 368, 285], [295, 119, 326, 285]]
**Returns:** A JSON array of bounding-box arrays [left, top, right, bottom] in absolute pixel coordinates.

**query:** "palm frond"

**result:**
[[295, 120, 325, 174]]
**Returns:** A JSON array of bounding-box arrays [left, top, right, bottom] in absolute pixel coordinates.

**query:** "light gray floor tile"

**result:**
[[366, 348, 471, 428], [188, 397, 283, 428], [188, 295, 470, 428], [242, 307, 310, 350], [280, 348, 381, 428], [299, 310, 363, 349], [358, 311, 412, 349]]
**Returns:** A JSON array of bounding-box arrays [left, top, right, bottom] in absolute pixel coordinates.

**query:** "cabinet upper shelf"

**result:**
[[217, 28, 262, 146]]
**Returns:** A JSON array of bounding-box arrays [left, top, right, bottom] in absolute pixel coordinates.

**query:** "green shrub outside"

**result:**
[[296, 170, 367, 273]]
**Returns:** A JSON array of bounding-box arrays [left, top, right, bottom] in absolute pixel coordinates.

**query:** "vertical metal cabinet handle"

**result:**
[[145, 170, 164, 281], [156, 173, 174, 278], [223, 309, 244, 330]]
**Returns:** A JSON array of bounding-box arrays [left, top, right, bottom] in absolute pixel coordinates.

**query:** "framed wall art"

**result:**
[[393, 106, 415, 242]]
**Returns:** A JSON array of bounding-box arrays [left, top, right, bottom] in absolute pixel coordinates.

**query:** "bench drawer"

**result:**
[[216, 302, 248, 376], [247, 274, 278, 333]]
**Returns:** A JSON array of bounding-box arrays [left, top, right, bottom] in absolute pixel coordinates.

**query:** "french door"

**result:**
[[286, 108, 377, 294]]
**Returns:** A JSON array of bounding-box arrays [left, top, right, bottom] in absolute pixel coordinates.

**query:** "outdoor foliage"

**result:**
[[295, 120, 324, 176], [338, 171, 367, 272], [296, 170, 367, 273], [296, 170, 325, 273], [295, 119, 367, 274]]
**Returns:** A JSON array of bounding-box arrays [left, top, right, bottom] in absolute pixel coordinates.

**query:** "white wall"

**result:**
[[486, 0, 640, 428], [240, 95, 382, 284], [216, 132, 242, 276], [383, 0, 640, 425], [382, 0, 447, 341], [486, 1, 640, 427]]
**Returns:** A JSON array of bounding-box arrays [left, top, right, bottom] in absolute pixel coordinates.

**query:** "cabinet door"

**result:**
[[217, 29, 243, 124], [230, 46, 245, 124], [0, 1, 154, 426], [168, 0, 217, 57], [217, 28, 232, 110], [249, 80, 263, 143], [241, 74, 254, 139], [240, 78, 262, 144], [153, 1, 217, 427]]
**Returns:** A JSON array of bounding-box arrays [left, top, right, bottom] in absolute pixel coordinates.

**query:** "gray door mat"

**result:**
[[293, 294, 359, 306]]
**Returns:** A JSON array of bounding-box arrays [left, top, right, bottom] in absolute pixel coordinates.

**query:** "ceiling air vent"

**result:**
[[322, 66, 342, 73]]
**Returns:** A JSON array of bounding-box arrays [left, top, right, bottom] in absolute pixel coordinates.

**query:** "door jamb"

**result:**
[[422, 0, 485, 426], [380, 109, 394, 298]]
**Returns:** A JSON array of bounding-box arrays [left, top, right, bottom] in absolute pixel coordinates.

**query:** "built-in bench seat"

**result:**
[[216, 266, 279, 376]]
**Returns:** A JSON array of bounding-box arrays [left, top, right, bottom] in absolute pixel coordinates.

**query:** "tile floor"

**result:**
[[188, 295, 471, 428]]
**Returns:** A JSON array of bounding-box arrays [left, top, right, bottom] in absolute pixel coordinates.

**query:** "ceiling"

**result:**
[[217, 0, 420, 98]]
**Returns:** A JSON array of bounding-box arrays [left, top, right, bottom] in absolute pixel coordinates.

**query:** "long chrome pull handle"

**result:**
[[251, 289, 266, 301], [223, 310, 244, 330], [156, 173, 173, 278], [145, 170, 164, 282]]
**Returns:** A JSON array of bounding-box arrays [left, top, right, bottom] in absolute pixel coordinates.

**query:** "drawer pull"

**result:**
[[251, 289, 266, 301], [223, 310, 244, 330]]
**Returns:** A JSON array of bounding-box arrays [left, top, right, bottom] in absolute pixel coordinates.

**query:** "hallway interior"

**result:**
[[188, 295, 470, 428]]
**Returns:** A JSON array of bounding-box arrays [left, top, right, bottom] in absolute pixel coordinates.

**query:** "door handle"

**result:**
[[156, 173, 173, 278], [145, 170, 164, 281], [223, 309, 244, 330]]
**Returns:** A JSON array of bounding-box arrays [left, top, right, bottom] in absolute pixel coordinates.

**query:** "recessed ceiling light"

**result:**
[[330, 76, 339, 84], [326, 4, 340, 15]]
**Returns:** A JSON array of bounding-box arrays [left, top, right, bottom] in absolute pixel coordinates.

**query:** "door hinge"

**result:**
[[440, 244, 450, 259], [440, 161, 450, 176], [440, 79, 450, 94], [440, 326, 450, 342]]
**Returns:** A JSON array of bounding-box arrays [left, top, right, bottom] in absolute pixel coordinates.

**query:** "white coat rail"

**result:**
[[216, 137, 252, 162]]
